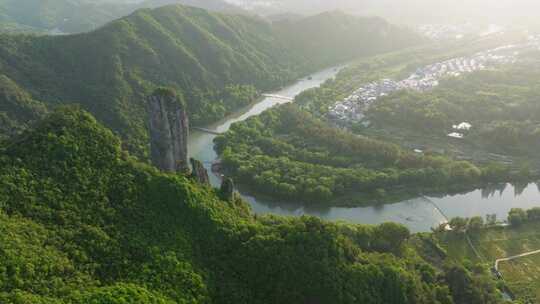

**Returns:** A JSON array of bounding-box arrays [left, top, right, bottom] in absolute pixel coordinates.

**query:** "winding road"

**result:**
[[494, 249, 540, 271]]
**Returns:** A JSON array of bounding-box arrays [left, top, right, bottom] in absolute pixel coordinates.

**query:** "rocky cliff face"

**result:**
[[190, 158, 210, 185], [147, 88, 189, 173], [220, 178, 236, 201]]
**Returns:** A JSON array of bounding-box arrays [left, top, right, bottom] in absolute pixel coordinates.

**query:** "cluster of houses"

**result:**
[[416, 23, 480, 41], [447, 122, 472, 139], [416, 23, 506, 41], [328, 35, 540, 126], [329, 79, 399, 122]]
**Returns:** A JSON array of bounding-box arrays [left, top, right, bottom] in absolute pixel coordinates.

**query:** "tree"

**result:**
[[444, 262, 502, 304], [444, 264, 474, 303], [468, 216, 484, 231], [526, 207, 540, 221], [485, 214, 497, 226], [449, 217, 468, 233], [371, 222, 410, 254], [508, 208, 527, 226]]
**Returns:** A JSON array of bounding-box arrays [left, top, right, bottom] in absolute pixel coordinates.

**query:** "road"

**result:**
[[494, 249, 540, 271]]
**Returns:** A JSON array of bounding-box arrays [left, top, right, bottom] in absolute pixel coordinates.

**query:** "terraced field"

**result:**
[[437, 221, 540, 302], [498, 254, 540, 303]]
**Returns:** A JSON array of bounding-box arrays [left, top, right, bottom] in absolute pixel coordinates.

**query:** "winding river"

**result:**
[[188, 66, 540, 233]]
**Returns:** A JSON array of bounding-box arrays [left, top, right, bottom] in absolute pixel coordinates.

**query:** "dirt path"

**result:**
[[495, 249, 540, 271]]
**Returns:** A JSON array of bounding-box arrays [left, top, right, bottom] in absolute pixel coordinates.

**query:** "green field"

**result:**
[[437, 222, 540, 302], [499, 254, 540, 303]]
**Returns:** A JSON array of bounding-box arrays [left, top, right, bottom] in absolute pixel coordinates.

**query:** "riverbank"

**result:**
[[188, 65, 344, 183], [215, 161, 508, 208], [189, 63, 540, 233]]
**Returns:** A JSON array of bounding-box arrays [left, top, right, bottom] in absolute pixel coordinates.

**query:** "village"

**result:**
[[415, 23, 506, 41], [328, 35, 540, 125]]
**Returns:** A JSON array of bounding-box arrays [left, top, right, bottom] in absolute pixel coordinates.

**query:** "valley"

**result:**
[[187, 59, 540, 233], [205, 32, 540, 248], [0, 4, 419, 158], [2, 2, 540, 303]]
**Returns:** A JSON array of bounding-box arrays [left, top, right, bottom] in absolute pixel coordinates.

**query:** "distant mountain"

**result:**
[[0, 0, 124, 33], [0, 5, 421, 157], [264, 12, 304, 23], [0, 0, 247, 33], [142, 0, 245, 13], [229, 0, 540, 26], [274, 11, 416, 67]]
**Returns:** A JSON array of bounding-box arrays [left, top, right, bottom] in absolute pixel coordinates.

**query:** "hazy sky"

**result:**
[[226, 0, 540, 25]]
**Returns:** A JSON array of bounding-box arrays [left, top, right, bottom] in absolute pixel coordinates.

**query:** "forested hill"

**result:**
[[0, 75, 47, 141], [274, 11, 415, 68], [0, 4, 422, 157], [0, 107, 504, 303], [0, 0, 247, 34]]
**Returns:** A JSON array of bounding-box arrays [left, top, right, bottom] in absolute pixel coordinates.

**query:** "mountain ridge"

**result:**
[[0, 0, 248, 33], [0, 4, 421, 157]]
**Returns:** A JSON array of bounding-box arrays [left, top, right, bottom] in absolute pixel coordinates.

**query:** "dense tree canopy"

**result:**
[[0, 74, 47, 140], [0, 108, 505, 303], [215, 104, 504, 205]]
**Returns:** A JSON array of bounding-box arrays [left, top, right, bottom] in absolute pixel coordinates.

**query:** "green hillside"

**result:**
[[274, 11, 416, 68], [0, 0, 124, 33], [367, 61, 540, 159], [214, 104, 504, 206], [0, 5, 421, 157], [437, 220, 540, 303], [0, 0, 247, 34], [0, 74, 47, 140], [0, 107, 504, 303]]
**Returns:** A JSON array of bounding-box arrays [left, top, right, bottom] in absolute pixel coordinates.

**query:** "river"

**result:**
[[188, 66, 540, 233]]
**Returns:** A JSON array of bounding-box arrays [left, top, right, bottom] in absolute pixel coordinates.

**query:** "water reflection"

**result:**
[[512, 181, 528, 196], [186, 65, 540, 233], [433, 183, 540, 225], [481, 183, 507, 199], [246, 183, 540, 233]]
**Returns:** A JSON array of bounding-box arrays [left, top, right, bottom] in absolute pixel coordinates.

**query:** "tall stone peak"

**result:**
[[190, 158, 210, 185], [220, 178, 236, 201], [147, 88, 189, 173]]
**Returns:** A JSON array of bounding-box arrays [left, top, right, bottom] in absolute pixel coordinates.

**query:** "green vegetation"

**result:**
[[0, 4, 420, 157], [215, 104, 505, 206], [440, 211, 540, 263], [0, 74, 47, 140], [367, 58, 540, 159], [296, 32, 526, 117], [498, 254, 540, 303], [213, 34, 540, 207], [0, 0, 133, 33], [273, 12, 419, 69], [0, 0, 246, 34], [0, 107, 507, 303], [436, 209, 540, 303]]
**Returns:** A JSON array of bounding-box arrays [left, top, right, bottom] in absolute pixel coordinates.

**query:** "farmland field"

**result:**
[[437, 221, 540, 302]]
